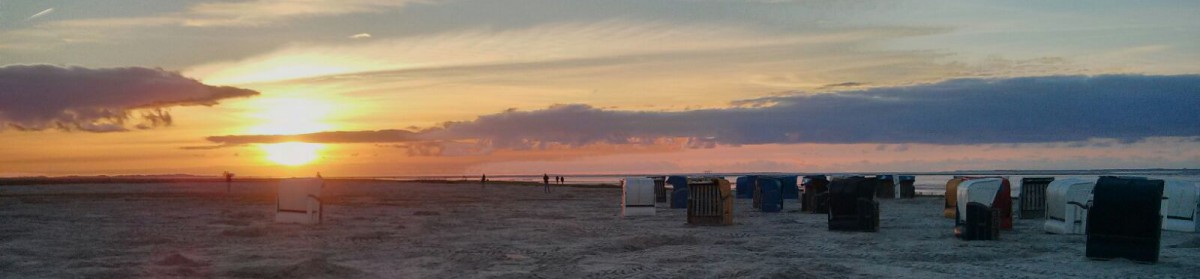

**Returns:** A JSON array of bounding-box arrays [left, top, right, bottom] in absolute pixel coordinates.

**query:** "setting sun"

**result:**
[[261, 142, 325, 166]]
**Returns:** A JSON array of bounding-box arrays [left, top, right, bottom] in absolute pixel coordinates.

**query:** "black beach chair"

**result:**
[[1086, 176, 1164, 264], [828, 176, 879, 232]]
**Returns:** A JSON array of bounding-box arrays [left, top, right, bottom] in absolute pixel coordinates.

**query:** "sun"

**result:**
[[261, 142, 325, 166]]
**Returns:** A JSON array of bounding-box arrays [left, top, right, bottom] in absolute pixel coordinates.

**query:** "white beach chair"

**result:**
[[275, 178, 324, 224], [621, 177, 656, 217], [1043, 178, 1096, 234], [955, 178, 1004, 240], [956, 178, 1004, 223], [1162, 180, 1200, 232]]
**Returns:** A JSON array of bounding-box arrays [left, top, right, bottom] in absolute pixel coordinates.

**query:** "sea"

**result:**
[[375, 169, 1200, 196]]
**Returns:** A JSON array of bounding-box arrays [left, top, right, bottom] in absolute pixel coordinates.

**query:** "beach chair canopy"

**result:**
[[897, 175, 916, 198], [1044, 178, 1095, 234], [802, 175, 830, 213], [735, 175, 758, 199], [773, 175, 799, 199], [1019, 177, 1055, 219], [275, 178, 324, 224], [648, 176, 668, 203], [956, 178, 1003, 223], [621, 177, 656, 217], [827, 176, 879, 232], [1162, 180, 1200, 232], [875, 175, 896, 199], [667, 175, 689, 209], [1086, 176, 1164, 263], [957, 178, 1013, 228], [687, 178, 733, 226], [755, 177, 783, 212]]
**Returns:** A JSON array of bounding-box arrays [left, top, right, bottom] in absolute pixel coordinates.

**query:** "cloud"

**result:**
[[25, 8, 55, 21], [182, 0, 427, 27], [205, 129, 421, 145], [348, 33, 372, 39], [0, 64, 259, 132], [197, 74, 1200, 150], [185, 20, 937, 84]]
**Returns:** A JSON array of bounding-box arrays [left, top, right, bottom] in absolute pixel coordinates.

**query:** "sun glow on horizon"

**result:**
[[261, 142, 325, 166], [245, 97, 334, 135]]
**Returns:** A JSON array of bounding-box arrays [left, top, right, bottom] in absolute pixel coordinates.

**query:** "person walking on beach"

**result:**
[[481, 174, 487, 189], [543, 174, 551, 193]]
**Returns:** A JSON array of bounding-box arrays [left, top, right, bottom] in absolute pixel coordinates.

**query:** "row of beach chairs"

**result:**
[[943, 175, 1199, 263]]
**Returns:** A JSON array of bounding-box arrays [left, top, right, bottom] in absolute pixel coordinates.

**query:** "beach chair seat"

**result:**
[[898, 175, 916, 199], [1019, 177, 1054, 219], [1044, 178, 1095, 234], [812, 192, 830, 214], [828, 177, 879, 232], [687, 178, 733, 226], [735, 175, 757, 199], [1086, 176, 1164, 263], [755, 177, 783, 212], [650, 176, 667, 203], [802, 175, 829, 213], [667, 176, 689, 209], [875, 175, 895, 199], [275, 178, 324, 225], [955, 202, 1000, 240], [1162, 180, 1200, 232], [621, 177, 656, 217]]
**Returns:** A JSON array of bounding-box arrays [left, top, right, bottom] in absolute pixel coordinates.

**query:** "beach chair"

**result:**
[[802, 175, 830, 213], [755, 177, 783, 212], [775, 175, 799, 200], [943, 177, 966, 218], [1043, 178, 1095, 234], [667, 176, 689, 209], [1019, 177, 1054, 219], [687, 178, 733, 226], [621, 177, 656, 217], [875, 175, 895, 199], [649, 176, 668, 203], [827, 176, 879, 232], [897, 175, 916, 199], [735, 175, 757, 199], [954, 178, 1006, 240], [275, 178, 324, 225], [1086, 176, 1164, 263], [1162, 180, 1199, 232]]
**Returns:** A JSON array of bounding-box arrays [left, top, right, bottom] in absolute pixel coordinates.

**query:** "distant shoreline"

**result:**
[[0, 176, 620, 188]]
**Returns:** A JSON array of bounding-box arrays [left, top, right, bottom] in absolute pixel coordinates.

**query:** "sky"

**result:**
[[1, 0, 1198, 177]]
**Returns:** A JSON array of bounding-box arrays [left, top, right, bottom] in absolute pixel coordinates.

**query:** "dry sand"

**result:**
[[1, 180, 1198, 278]]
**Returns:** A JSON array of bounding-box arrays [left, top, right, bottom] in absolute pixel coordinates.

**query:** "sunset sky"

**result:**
[[1, 0, 1198, 177]]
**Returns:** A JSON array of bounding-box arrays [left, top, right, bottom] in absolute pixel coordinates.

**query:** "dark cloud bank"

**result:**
[[206, 74, 1200, 149], [0, 64, 258, 132]]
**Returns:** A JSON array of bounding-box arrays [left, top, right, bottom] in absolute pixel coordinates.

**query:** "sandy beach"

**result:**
[[2, 179, 1198, 278]]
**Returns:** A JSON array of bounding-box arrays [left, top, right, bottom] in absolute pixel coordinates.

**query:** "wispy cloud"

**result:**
[[185, 20, 943, 84], [0, 65, 259, 132], [348, 33, 372, 39], [181, 0, 428, 27], [25, 8, 55, 21]]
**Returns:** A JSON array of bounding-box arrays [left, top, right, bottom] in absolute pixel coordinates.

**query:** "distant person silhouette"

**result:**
[[223, 171, 234, 193], [481, 174, 487, 188], [543, 174, 551, 193]]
